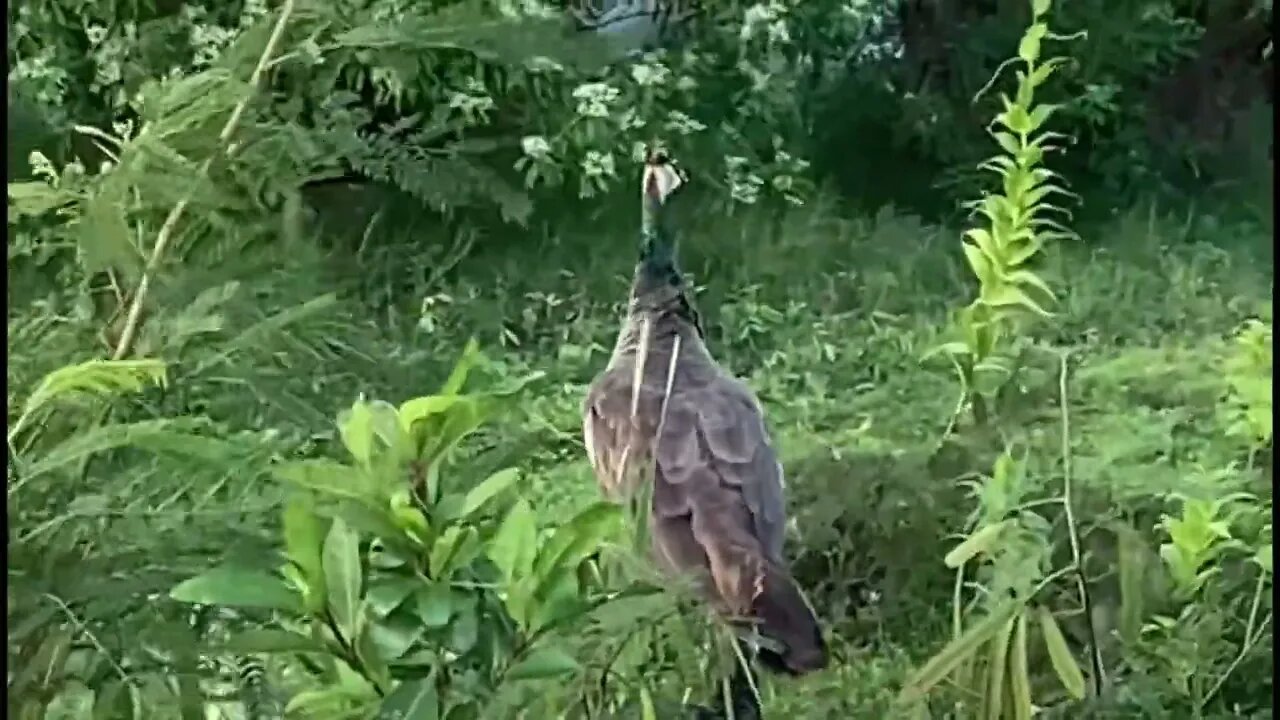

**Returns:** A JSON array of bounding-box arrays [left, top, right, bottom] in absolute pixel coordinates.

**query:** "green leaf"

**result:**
[[367, 577, 419, 618], [1253, 543, 1273, 573], [377, 676, 439, 720], [273, 459, 367, 502], [339, 399, 377, 467], [962, 243, 994, 287], [488, 498, 538, 582], [16, 359, 165, 432], [944, 520, 1010, 569], [898, 601, 1022, 703], [534, 502, 622, 578], [324, 517, 364, 640], [429, 525, 481, 579], [397, 396, 467, 436], [221, 629, 330, 655], [1037, 605, 1086, 700], [459, 467, 521, 519], [78, 186, 141, 280], [7, 181, 71, 219], [448, 599, 480, 655], [284, 496, 327, 610], [370, 607, 425, 661], [1031, 0, 1051, 19], [1018, 23, 1048, 65], [416, 582, 454, 628], [1008, 611, 1033, 720], [441, 338, 484, 395], [983, 284, 1053, 318], [505, 646, 581, 681], [983, 616, 1015, 719], [170, 566, 303, 613]]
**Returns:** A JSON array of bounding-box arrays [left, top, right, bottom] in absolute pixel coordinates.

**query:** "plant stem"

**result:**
[[1201, 566, 1272, 708], [1057, 350, 1104, 696], [111, 0, 297, 360]]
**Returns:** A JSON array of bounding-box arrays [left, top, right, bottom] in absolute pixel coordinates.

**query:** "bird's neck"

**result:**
[[636, 194, 681, 288]]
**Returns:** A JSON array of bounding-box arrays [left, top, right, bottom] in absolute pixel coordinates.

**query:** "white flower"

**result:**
[[617, 108, 647, 131], [581, 150, 616, 179], [521, 135, 551, 159], [572, 82, 620, 118], [630, 61, 670, 88], [665, 110, 706, 135], [448, 90, 495, 116]]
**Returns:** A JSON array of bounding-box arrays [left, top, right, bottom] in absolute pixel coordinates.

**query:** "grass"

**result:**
[[7, 189, 1273, 717]]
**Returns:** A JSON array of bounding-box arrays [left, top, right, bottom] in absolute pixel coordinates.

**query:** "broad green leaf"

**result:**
[[983, 283, 1053, 318], [429, 525, 481, 579], [339, 399, 377, 467], [530, 566, 583, 634], [1032, 0, 1051, 18], [1018, 23, 1047, 64], [397, 396, 467, 436], [1037, 605, 1086, 700], [377, 675, 439, 720], [505, 645, 581, 681], [78, 186, 140, 280], [534, 502, 622, 578], [448, 599, 480, 655], [170, 566, 303, 613], [284, 496, 326, 610], [7, 181, 71, 218], [1253, 543, 1273, 573], [944, 520, 1010, 569], [415, 582, 454, 628], [962, 243, 993, 287], [898, 601, 1022, 703], [370, 608, 424, 661], [440, 337, 483, 395], [273, 459, 367, 502], [488, 499, 538, 582], [221, 629, 330, 655], [459, 467, 521, 519], [324, 517, 364, 640], [921, 341, 973, 362], [367, 577, 419, 618]]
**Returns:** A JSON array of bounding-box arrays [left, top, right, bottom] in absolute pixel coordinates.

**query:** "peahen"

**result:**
[[581, 148, 828, 716]]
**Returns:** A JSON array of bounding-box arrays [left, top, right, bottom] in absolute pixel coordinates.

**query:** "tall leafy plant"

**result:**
[[167, 341, 628, 718], [927, 0, 1076, 428]]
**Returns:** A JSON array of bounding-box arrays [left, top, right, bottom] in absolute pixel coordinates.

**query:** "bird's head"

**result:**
[[640, 146, 687, 239]]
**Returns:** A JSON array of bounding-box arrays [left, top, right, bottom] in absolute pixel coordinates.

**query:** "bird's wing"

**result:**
[[582, 362, 664, 502], [642, 368, 789, 618], [653, 373, 787, 558]]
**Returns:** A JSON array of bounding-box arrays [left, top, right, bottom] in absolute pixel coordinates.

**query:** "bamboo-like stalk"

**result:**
[[111, 0, 297, 360]]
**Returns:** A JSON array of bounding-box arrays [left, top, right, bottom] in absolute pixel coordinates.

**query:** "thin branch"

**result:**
[[1058, 350, 1105, 696], [111, 0, 297, 360]]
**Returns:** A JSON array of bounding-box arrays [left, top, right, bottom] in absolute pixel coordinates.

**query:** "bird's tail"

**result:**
[[747, 560, 829, 676]]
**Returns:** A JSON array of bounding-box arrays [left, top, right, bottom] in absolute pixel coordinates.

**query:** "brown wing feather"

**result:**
[[584, 350, 826, 674]]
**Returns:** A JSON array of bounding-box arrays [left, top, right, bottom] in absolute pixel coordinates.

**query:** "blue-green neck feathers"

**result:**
[[638, 187, 681, 288]]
